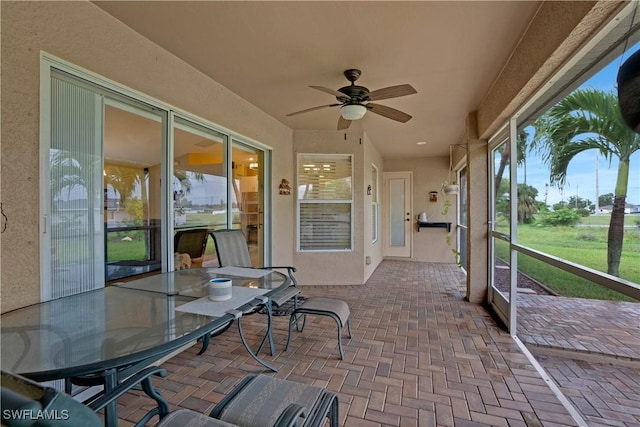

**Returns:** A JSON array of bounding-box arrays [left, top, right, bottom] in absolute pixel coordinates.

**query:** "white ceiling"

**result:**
[[94, 1, 541, 159]]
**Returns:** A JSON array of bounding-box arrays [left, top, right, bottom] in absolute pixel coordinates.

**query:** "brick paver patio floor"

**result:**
[[116, 260, 638, 426], [517, 295, 640, 427]]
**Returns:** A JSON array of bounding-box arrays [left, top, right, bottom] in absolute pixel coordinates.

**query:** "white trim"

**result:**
[[508, 117, 518, 334], [165, 112, 175, 273], [371, 163, 379, 244], [296, 153, 354, 252], [262, 149, 272, 266], [39, 57, 53, 302]]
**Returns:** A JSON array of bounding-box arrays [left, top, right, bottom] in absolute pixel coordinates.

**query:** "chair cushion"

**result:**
[[157, 409, 238, 427], [216, 375, 325, 427], [295, 297, 350, 326]]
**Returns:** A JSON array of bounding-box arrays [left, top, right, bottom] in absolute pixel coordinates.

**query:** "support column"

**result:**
[[465, 112, 488, 304]]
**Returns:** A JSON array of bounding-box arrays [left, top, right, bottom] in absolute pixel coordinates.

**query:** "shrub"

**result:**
[[537, 208, 581, 226]]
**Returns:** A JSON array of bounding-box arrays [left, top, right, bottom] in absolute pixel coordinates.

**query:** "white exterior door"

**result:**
[[383, 172, 412, 257]]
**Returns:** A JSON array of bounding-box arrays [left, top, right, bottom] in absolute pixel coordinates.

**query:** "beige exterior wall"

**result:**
[[0, 1, 294, 312], [292, 130, 369, 285], [463, 113, 489, 304], [384, 157, 457, 263]]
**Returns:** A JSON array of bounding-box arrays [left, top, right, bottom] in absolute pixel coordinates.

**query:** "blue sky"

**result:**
[[517, 43, 640, 206]]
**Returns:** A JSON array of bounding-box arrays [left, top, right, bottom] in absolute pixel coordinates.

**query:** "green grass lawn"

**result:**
[[505, 222, 640, 301], [579, 214, 640, 226], [516, 251, 634, 301], [104, 212, 235, 262]]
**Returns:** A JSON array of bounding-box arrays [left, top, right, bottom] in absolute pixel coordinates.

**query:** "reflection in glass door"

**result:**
[[172, 117, 228, 270], [232, 141, 264, 267], [103, 99, 164, 283]]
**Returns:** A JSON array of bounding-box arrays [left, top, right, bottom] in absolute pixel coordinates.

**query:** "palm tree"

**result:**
[[50, 149, 102, 238], [533, 89, 640, 277], [517, 184, 539, 224], [494, 130, 528, 193]]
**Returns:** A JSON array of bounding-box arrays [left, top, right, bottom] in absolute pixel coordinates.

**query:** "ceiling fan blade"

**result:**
[[367, 103, 412, 123], [366, 84, 417, 101], [337, 116, 352, 130], [310, 85, 346, 98], [286, 104, 340, 117]]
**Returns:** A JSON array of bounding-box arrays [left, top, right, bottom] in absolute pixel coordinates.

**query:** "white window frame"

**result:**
[[297, 153, 354, 252], [371, 163, 379, 244]]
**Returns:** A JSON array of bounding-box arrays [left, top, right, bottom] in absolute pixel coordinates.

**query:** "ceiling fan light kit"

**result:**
[[287, 68, 417, 129], [340, 104, 367, 120]]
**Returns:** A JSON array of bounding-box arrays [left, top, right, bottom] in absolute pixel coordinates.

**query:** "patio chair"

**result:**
[[1, 367, 169, 427], [210, 229, 300, 353], [174, 228, 210, 268], [1, 371, 338, 427], [158, 374, 339, 427]]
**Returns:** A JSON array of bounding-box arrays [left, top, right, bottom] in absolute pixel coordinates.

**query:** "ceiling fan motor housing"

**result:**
[[338, 85, 369, 102], [338, 69, 369, 102]]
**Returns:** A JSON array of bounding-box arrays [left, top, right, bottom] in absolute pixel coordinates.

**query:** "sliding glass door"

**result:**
[[43, 62, 272, 298], [232, 141, 265, 267]]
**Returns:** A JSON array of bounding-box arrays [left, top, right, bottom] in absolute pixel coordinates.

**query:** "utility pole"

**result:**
[[544, 183, 548, 205]]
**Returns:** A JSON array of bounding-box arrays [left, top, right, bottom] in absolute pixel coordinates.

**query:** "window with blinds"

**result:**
[[297, 154, 353, 251]]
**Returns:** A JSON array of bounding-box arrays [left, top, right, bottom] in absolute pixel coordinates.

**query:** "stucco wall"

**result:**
[[384, 157, 457, 263], [292, 130, 366, 285], [0, 1, 294, 312]]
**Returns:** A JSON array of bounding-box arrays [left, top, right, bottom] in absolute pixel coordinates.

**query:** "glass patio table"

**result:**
[[113, 266, 289, 297], [113, 267, 290, 368], [0, 268, 290, 427]]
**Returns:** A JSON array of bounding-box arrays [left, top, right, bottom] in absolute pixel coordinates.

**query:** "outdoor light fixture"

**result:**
[[340, 104, 367, 121]]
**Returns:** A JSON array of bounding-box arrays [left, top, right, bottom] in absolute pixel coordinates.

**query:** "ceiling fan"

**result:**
[[287, 69, 417, 130]]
